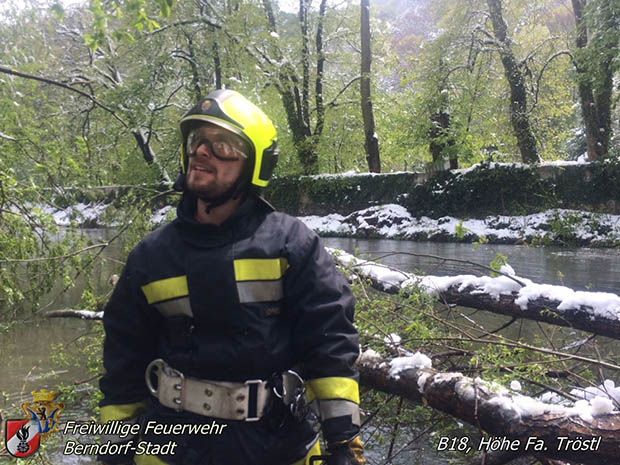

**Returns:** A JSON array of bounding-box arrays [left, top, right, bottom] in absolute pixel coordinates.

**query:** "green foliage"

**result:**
[[489, 252, 507, 277], [454, 220, 467, 240], [2, 1, 617, 461], [554, 160, 620, 208]]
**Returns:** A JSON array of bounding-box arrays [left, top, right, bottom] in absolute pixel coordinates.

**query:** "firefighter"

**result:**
[[99, 89, 365, 465]]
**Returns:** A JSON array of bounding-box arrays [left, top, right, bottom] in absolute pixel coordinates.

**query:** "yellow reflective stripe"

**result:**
[[100, 400, 149, 423], [233, 258, 289, 282], [291, 438, 321, 465], [141, 276, 188, 304], [306, 377, 360, 404], [135, 452, 169, 465]]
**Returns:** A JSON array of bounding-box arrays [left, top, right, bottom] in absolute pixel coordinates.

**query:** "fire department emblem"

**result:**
[[5, 390, 64, 458], [201, 100, 212, 112]]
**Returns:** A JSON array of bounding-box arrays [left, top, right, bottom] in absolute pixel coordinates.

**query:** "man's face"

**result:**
[[185, 123, 249, 200]]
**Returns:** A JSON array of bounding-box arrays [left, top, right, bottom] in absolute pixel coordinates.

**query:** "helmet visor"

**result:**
[[186, 124, 249, 161]]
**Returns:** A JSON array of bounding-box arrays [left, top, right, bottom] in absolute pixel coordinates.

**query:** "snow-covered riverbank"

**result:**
[[300, 204, 620, 247], [41, 202, 620, 247]]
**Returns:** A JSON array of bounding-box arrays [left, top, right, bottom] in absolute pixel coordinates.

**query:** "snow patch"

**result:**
[[388, 352, 432, 379], [329, 249, 620, 323], [359, 349, 382, 364]]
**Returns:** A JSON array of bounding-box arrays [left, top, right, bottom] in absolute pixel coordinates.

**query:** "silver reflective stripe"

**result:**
[[318, 399, 361, 426], [154, 297, 193, 317], [100, 417, 140, 444], [236, 280, 283, 303]]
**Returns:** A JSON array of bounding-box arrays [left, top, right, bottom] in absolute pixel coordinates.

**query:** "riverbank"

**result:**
[[300, 204, 620, 247], [38, 201, 620, 247]]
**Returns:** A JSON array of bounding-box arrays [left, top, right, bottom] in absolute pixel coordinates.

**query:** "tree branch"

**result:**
[[149, 18, 221, 35], [325, 75, 361, 109], [0, 66, 128, 128], [0, 131, 17, 141]]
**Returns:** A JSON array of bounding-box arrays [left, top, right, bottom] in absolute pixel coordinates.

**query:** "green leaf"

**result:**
[[113, 31, 135, 43]]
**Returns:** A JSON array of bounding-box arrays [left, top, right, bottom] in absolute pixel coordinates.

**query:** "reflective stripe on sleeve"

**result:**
[[141, 276, 188, 304], [306, 377, 360, 404], [100, 400, 149, 423], [233, 258, 288, 281], [154, 296, 193, 317], [234, 258, 288, 303], [318, 399, 361, 426], [236, 280, 283, 303]]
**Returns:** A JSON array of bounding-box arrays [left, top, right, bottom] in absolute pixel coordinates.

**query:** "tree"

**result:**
[[256, 0, 352, 174], [571, 0, 619, 160], [428, 57, 457, 170], [486, 0, 539, 164], [360, 0, 381, 172]]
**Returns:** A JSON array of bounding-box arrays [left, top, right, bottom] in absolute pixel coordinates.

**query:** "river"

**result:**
[[1, 232, 619, 464]]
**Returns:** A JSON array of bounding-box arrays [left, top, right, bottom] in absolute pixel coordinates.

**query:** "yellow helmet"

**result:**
[[179, 89, 278, 190]]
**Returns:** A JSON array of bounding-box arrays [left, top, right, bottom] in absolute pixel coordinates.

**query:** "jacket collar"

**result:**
[[174, 192, 270, 247]]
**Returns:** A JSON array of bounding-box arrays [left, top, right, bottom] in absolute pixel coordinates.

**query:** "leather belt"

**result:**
[[145, 359, 271, 422]]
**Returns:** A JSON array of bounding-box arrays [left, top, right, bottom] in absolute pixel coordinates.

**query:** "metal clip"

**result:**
[[282, 370, 307, 422], [145, 359, 185, 411], [145, 359, 166, 396]]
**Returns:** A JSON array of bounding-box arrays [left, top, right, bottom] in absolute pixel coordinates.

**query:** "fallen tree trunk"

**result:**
[[358, 352, 620, 465], [329, 249, 620, 341]]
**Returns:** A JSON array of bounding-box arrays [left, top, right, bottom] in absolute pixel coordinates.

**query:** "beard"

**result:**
[[186, 166, 248, 204]]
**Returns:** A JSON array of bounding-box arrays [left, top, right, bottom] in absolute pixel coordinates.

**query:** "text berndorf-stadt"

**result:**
[[62, 420, 227, 456]]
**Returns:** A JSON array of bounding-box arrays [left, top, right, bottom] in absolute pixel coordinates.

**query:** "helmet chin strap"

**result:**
[[197, 162, 252, 215], [198, 180, 247, 214]]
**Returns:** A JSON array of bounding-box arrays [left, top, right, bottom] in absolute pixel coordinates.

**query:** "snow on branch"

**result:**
[[358, 350, 620, 465], [46, 309, 103, 320], [328, 248, 620, 341]]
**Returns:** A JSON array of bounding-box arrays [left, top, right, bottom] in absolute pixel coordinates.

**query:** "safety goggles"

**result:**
[[186, 125, 249, 161]]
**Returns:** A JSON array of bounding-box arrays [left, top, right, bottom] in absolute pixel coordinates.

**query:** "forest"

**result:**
[[0, 0, 619, 464]]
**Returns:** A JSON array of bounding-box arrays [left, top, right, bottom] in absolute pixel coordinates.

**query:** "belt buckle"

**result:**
[[145, 359, 185, 411], [244, 379, 264, 422]]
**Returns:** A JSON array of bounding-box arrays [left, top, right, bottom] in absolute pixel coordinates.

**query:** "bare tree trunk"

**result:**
[[429, 109, 457, 169], [487, 0, 539, 164], [361, 0, 381, 173], [183, 31, 203, 102], [261, 0, 318, 174], [212, 34, 222, 90], [314, 0, 327, 138], [132, 130, 171, 183], [300, 0, 311, 133], [429, 58, 457, 170], [571, 0, 604, 161], [571, 0, 618, 161]]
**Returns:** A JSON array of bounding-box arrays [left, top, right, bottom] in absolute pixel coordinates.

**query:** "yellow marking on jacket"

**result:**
[[141, 276, 188, 304], [233, 258, 288, 282], [306, 377, 360, 404]]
